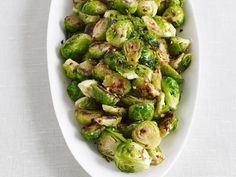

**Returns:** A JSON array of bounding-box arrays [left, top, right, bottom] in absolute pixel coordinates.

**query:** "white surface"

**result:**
[[47, 0, 199, 176], [0, 0, 236, 177]]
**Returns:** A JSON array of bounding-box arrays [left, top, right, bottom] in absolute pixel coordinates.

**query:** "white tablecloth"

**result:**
[[0, 0, 236, 176]]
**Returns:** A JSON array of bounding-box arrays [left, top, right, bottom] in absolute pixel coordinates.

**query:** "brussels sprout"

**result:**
[[78, 11, 100, 24], [133, 77, 159, 99], [92, 60, 114, 81], [151, 68, 162, 91], [161, 77, 180, 110], [121, 95, 155, 106], [92, 18, 111, 41], [84, 23, 96, 36], [92, 84, 120, 105], [104, 10, 128, 20], [170, 53, 192, 73], [63, 59, 79, 79], [156, 39, 170, 64], [74, 108, 103, 125], [82, 0, 107, 15], [123, 39, 143, 64], [114, 140, 151, 172], [76, 59, 97, 80], [80, 123, 105, 140], [132, 121, 161, 149], [147, 146, 166, 165], [160, 63, 183, 83], [102, 105, 127, 116], [156, 0, 168, 15], [141, 32, 160, 47], [94, 115, 122, 127], [158, 112, 178, 137], [64, 15, 84, 34], [118, 122, 139, 137], [60, 33, 92, 59], [135, 64, 153, 81], [75, 97, 100, 110], [128, 102, 155, 121], [102, 73, 131, 96], [113, 0, 138, 14], [154, 92, 170, 118], [169, 36, 191, 56], [88, 42, 112, 60], [163, 5, 185, 28], [78, 79, 98, 97], [169, 0, 184, 7], [106, 20, 134, 48], [139, 47, 156, 69], [136, 0, 158, 17], [67, 80, 84, 101]]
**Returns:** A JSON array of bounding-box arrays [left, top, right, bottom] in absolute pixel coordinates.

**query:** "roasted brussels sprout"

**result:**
[[106, 20, 134, 48], [170, 53, 192, 73], [123, 39, 143, 64], [76, 59, 97, 80], [79, 11, 100, 24], [156, 39, 170, 64], [160, 63, 183, 83], [92, 84, 120, 105], [151, 68, 162, 91], [128, 102, 155, 121], [64, 15, 84, 34], [60, 33, 92, 59], [92, 18, 111, 41], [88, 42, 111, 60], [130, 16, 146, 33], [94, 115, 122, 127], [78, 79, 98, 97], [169, 0, 184, 7], [141, 32, 160, 47], [121, 95, 155, 106], [118, 122, 138, 137], [75, 97, 100, 110], [103, 73, 131, 96], [158, 112, 178, 137], [67, 80, 84, 101], [135, 64, 153, 81], [104, 10, 128, 20], [74, 108, 103, 125], [161, 77, 180, 110], [92, 60, 114, 81], [169, 36, 191, 56], [154, 91, 170, 118], [139, 47, 156, 69], [102, 105, 127, 116], [147, 146, 166, 165], [163, 4, 185, 28], [82, 0, 107, 15], [132, 121, 161, 149], [113, 0, 138, 14], [114, 140, 151, 172], [63, 59, 79, 79], [136, 0, 158, 17], [80, 123, 105, 140], [156, 0, 168, 15], [84, 23, 96, 36]]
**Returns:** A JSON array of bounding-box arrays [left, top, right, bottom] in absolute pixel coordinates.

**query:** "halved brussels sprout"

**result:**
[[163, 4, 185, 28], [75, 97, 100, 110], [156, 0, 168, 15], [102, 105, 127, 116], [92, 84, 120, 105], [156, 39, 170, 64], [78, 11, 100, 24], [135, 64, 153, 81], [123, 39, 143, 65], [82, 0, 107, 15], [67, 80, 84, 101], [92, 60, 114, 81], [64, 15, 84, 34], [113, 0, 138, 14], [151, 68, 162, 91], [154, 91, 170, 119], [106, 20, 134, 48], [94, 115, 122, 127], [158, 112, 178, 137], [114, 140, 151, 172], [141, 32, 160, 47], [74, 108, 103, 125], [92, 18, 111, 41], [160, 63, 183, 83], [133, 77, 159, 99], [170, 53, 192, 73], [132, 121, 161, 149], [130, 16, 146, 33], [104, 10, 128, 20], [88, 42, 112, 60], [136, 0, 158, 17], [139, 47, 156, 69], [121, 95, 155, 106], [128, 102, 155, 121], [118, 122, 139, 137], [80, 123, 105, 140], [78, 79, 98, 97], [63, 59, 79, 79], [161, 77, 180, 110], [76, 59, 97, 80], [84, 23, 96, 36], [169, 36, 191, 56], [102, 73, 131, 96], [147, 146, 166, 165], [60, 33, 92, 59], [169, 0, 184, 7]]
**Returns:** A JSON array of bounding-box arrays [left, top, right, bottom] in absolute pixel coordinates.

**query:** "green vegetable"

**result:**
[[170, 53, 192, 73], [75, 97, 100, 110], [151, 68, 162, 91], [136, 0, 158, 17], [141, 32, 160, 47], [156, 0, 168, 15], [135, 64, 153, 81], [121, 95, 155, 106], [63, 59, 79, 79], [156, 39, 170, 64], [102, 105, 127, 116], [74, 108, 103, 125], [147, 147, 166, 165], [76, 59, 97, 80], [112, 0, 138, 14], [92, 18, 111, 41], [94, 115, 122, 127], [154, 91, 170, 118], [160, 63, 183, 83], [104, 10, 127, 20], [169, 36, 191, 56], [128, 102, 154, 121], [80, 123, 105, 140], [82, 0, 107, 15], [64, 15, 84, 34], [92, 60, 114, 81], [139, 47, 156, 69], [67, 80, 84, 101], [88, 42, 111, 60], [158, 112, 178, 137], [78, 79, 98, 97]]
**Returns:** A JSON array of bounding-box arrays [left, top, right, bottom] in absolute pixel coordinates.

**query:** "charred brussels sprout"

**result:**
[[121, 95, 155, 106], [92, 84, 120, 105], [78, 79, 98, 97], [94, 115, 122, 127], [64, 16, 84, 34], [80, 123, 105, 140], [113, 0, 138, 14], [156, 39, 170, 64], [114, 140, 151, 172], [63, 59, 79, 79], [160, 63, 183, 83], [170, 53, 192, 73], [151, 68, 162, 91], [130, 16, 146, 33], [76, 59, 97, 80], [104, 10, 128, 20], [74, 108, 103, 125], [169, 36, 191, 56], [161, 77, 180, 110], [141, 32, 160, 47], [154, 91, 170, 118], [79, 12, 100, 24], [92, 18, 111, 41], [60, 33, 92, 59], [106, 20, 134, 48], [82, 0, 107, 15], [128, 102, 154, 121], [139, 47, 156, 69], [163, 4, 185, 28], [88, 42, 111, 59], [147, 146, 166, 165], [136, 0, 158, 17], [67, 80, 84, 101], [158, 112, 178, 137], [102, 105, 127, 116], [135, 64, 153, 81], [156, 0, 168, 15], [75, 97, 100, 110], [92, 60, 114, 81], [169, 0, 184, 7]]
